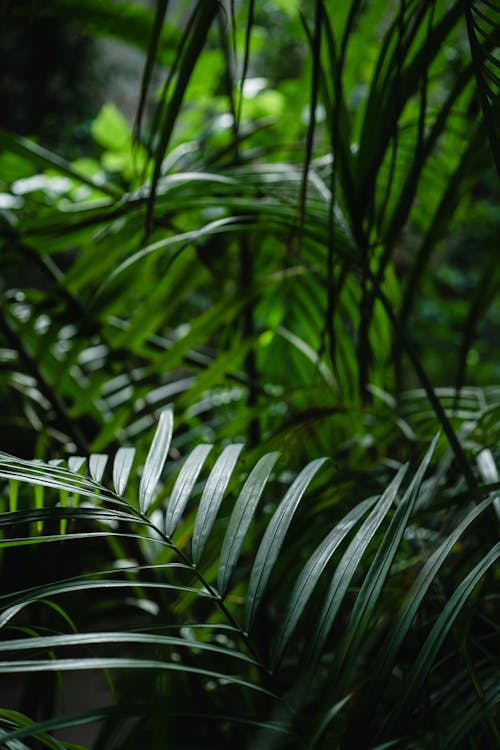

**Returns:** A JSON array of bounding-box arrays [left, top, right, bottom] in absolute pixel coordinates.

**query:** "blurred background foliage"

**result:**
[[0, 0, 498, 470], [0, 0, 499, 748]]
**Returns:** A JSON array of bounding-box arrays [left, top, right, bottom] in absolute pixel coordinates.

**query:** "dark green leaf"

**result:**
[[245, 458, 328, 632]]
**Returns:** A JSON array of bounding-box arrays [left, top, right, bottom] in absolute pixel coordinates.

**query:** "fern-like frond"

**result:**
[[1, 408, 496, 748]]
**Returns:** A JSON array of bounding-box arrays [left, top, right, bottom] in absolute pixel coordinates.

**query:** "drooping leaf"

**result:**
[[0, 706, 293, 747], [0, 658, 277, 699], [0, 577, 206, 621], [0, 461, 113, 504], [0, 128, 120, 197], [0, 708, 67, 750], [0, 631, 257, 666]]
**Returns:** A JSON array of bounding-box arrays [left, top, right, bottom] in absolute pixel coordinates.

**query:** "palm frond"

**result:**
[[1, 2, 498, 746], [0, 407, 496, 747], [464, 0, 500, 179]]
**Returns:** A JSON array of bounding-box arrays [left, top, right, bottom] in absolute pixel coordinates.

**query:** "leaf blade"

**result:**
[[322, 439, 437, 705], [272, 495, 376, 670], [301, 464, 408, 687], [89, 454, 108, 483], [218, 451, 280, 597], [139, 408, 174, 515], [244, 457, 328, 632], [191, 444, 244, 566], [165, 443, 212, 537], [389, 541, 500, 731], [113, 447, 136, 496]]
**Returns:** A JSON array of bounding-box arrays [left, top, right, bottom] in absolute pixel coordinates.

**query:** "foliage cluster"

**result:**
[[0, 1, 499, 748]]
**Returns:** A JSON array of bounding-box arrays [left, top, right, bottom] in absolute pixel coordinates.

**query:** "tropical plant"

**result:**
[[0, 0, 498, 464], [0, 0, 499, 747], [0, 414, 498, 749]]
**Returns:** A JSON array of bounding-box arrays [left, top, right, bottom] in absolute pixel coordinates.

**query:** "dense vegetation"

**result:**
[[0, 1, 499, 748]]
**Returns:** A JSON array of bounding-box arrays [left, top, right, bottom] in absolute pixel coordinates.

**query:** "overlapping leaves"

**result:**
[[0, 411, 497, 748]]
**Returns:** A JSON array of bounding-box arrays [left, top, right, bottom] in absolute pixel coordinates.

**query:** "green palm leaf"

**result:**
[[244, 457, 328, 633], [0, 130, 120, 199], [373, 493, 496, 694], [272, 495, 376, 671], [388, 541, 500, 732], [218, 451, 280, 598], [88, 453, 108, 483], [139, 407, 173, 515], [343, 491, 498, 746], [145, 0, 220, 233], [164, 443, 213, 537], [191, 443, 244, 565], [324, 437, 437, 697], [298, 465, 408, 694], [112, 446, 136, 496], [0, 708, 68, 750], [441, 680, 500, 749], [0, 657, 277, 699], [0, 631, 257, 666], [0, 405, 495, 747]]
